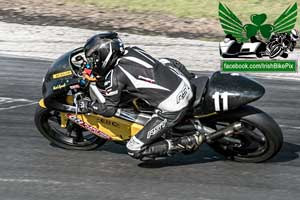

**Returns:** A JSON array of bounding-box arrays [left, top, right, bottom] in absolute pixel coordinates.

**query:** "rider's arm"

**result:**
[[90, 67, 125, 117]]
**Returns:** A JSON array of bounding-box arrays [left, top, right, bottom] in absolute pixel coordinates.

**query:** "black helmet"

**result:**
[[84, 32, 124, 76]]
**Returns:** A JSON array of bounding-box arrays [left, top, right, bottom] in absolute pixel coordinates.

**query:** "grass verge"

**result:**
[[69, 0, 299, 23]]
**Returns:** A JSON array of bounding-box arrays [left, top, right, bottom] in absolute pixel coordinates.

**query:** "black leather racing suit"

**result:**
[[92, 46, 193, 158]]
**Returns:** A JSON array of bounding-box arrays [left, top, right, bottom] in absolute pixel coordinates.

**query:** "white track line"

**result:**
[[0, 102, 37, 111], [0, 178, 62, 185], [0, 178, 111, 186], [279, 124, 300, 130], [0, 97, 37, 111]]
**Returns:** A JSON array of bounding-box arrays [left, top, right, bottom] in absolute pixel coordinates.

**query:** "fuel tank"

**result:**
[[196, 71, 265, 114]]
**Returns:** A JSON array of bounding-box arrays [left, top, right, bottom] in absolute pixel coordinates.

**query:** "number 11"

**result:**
[[212, 92, 229, 111]]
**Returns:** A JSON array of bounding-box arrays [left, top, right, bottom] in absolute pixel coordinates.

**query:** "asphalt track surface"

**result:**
[[0, 55, 300, 200]]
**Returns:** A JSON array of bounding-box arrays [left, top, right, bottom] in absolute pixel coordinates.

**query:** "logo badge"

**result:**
[[219, 2, 298, 73]]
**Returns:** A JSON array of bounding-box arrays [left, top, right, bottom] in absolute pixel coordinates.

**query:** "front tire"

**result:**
[[34, 105, 106, 150], [209, 111, 283, 163]]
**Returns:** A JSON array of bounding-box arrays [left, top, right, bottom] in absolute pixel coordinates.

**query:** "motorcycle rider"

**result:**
[[266, 29, 299, 58], [80, 32, 196, 159]]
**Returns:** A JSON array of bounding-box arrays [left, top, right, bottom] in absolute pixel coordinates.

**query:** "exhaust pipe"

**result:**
[[205, 122, 243, 143], [141, 122, 242, 159], [141, 132, 205, 158]]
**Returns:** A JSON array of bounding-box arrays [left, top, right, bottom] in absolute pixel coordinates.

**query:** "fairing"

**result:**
[[42, 48, 82, 99]]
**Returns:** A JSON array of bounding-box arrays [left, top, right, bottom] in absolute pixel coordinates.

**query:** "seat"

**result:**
[[190, 76, 209, 107]]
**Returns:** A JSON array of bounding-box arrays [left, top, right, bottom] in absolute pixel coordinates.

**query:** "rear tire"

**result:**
[[34, 105, 106, 150], [209, 111, 283, 163]]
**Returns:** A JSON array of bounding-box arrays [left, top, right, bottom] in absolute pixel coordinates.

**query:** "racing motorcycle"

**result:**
[[35, 47, 283, 163], [266, 30, 298, 59]]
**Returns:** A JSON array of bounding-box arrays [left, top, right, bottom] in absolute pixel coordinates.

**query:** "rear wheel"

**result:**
[[34, 105, 106, 150], [209, 112, 283, 163]]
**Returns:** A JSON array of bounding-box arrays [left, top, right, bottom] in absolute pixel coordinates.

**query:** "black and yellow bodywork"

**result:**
[[39, 98, 144, 141], [39, 48, 148, 142]]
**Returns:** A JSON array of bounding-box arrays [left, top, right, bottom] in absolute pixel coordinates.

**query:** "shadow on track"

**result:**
[[97, 141, 300, 167], [138, 153, 222, 169], [138, 142, 300, 168], [269, 142, 300, 163], [50, 140, 300, 167], [98, 143, 223, 167], [99, 142, 128, 154]]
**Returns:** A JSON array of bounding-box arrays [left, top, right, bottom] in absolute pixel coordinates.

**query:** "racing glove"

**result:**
[[78, 98, 117, 117], [78, 97, 92, 113]]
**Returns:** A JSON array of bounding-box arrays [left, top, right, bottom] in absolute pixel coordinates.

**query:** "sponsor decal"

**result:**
[[70, 84, 80, 89], [52, 70, 73, 79], [98, 118, 120, 128], [176, 85, 188, 104], [147, 119, 167, 139], [53, 83, 66, 90], [66, 114, 111, 140]]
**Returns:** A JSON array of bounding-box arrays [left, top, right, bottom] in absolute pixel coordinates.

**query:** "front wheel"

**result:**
[[209, 111, 283, 163], [34, 105, 106, 150]]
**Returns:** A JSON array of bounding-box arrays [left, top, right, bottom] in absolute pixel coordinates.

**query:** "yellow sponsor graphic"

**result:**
[[65, 113, 144, 141], [53, 83, 66, 90], [52, 70, 73, 79]]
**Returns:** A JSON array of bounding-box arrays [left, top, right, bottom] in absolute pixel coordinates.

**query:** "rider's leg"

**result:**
[[127, 74, 194, 159], [126, 110, 186, 159]]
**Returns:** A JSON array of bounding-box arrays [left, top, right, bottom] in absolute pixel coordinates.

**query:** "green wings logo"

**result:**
[[219, 2, 298, 42]]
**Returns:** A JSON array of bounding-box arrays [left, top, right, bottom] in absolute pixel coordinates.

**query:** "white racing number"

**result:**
[[212, 92, 234, 111]]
